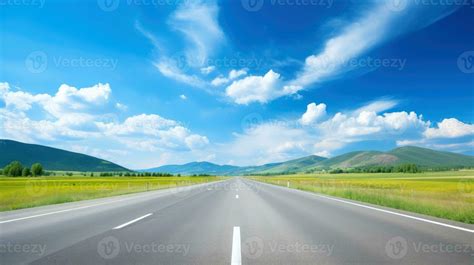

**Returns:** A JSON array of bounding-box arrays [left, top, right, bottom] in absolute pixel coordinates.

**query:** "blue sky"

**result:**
[[0, 0, 473, 169]]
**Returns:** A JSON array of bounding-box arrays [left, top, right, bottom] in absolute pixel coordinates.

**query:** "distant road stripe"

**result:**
[[231, 226, 241, 265], [113, 213, 152, 230]]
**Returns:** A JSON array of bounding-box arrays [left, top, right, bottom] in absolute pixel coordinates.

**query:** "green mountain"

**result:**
[[388, 146, 474, 168], [306, 146, 474, 171], [145, 162, 243, 175], [0, 139, 130, 172], [146, 146, 474, 175], [254, 155, 327, 174]]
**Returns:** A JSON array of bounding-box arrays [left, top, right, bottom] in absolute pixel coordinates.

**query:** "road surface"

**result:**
[[1, 178, 473, 264]]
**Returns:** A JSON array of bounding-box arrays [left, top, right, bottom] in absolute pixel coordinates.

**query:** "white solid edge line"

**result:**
[[313, 194, 474, 233], [231, 226, 242, 265], [113, 213, 153, 230], [250, 179, 474, 234], [0, 180, 229, 224]]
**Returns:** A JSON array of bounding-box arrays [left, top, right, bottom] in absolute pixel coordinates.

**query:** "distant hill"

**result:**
[[305, 146, 474, 171], [145, 146, 474, 175], [254, 155, 327, 174], [0, 139, 130, 172], [145, 162, 242, 175]]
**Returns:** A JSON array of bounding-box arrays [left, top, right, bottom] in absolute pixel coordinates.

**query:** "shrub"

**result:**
[[31, 163, 44, 177]]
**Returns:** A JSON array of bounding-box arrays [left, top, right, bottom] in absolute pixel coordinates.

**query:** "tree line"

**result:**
[[1, 161, 43, 177], [328, 163, 421, 174]]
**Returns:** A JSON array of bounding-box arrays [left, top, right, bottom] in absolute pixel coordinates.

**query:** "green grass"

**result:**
[[0, 175, 225, 211], [250, 171, 474, 224]]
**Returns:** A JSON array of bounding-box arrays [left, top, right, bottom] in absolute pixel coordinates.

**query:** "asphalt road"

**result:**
[[0, 178, 473, 265]]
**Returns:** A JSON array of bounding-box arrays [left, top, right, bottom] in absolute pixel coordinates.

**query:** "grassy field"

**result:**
[[0, 175, 225, 211], [250, 171, 474, 224]]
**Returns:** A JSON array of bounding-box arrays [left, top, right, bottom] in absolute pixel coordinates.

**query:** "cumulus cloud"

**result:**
[[424, 118, 474, 139], [0, 82, 210, 164], [216, 99, 473, 164], [225, 70, 287, 104], [223, 2, 460, 104], [300, 103, 327, 125], [211, 69, 248, 87]]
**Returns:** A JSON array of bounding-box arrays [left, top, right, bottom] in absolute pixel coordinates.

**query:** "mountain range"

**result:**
[[144, 146, 474, 175], [0, 139, 130, 172], [1, 139, 473, 175]]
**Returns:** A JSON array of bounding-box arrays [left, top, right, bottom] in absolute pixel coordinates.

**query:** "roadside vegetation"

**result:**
[[0, 174, 224, 211], [250, 171, 474, 224], [1, 161, 44, 177]]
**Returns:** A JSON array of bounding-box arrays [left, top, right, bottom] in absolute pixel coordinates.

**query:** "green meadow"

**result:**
[[250, 171, 474, 224], [0, 175, 224, 211]]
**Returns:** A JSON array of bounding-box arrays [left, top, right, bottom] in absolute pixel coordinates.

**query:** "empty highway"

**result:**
[[0, 178, 472, 265]]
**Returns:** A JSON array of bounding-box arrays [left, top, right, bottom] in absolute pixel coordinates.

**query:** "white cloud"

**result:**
[[116, 103, 128, 111], [211, 69, 248, 87], [229, 69, 247, 80], [225, 70, 289, 104], [215, 100, 466, 164], [424, 118, 474, 139], [169, 0, 224, 67], [200, 66, 215, 75], [300, 103, 327, 125], [154, 59, 206, 88], [211, 76, 229, 87], [224, 2, 460, 104], [180, 94, 187, 100], [0, 82, 210, 166]]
